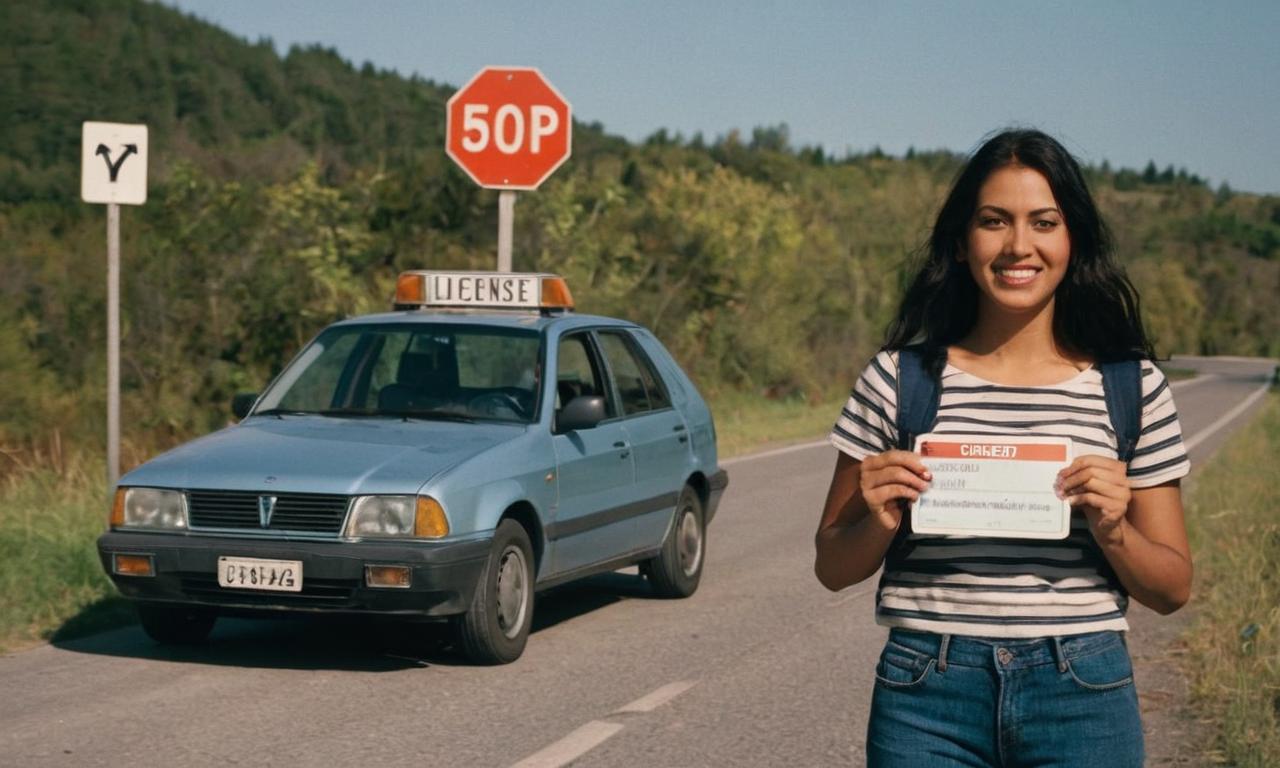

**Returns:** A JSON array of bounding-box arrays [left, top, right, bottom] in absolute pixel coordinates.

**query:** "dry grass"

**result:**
[[707, 390, 846, 458], [1159, 365, 1200, 381], [1182, 392, 1280, 765], [0, 450, 130, 652]]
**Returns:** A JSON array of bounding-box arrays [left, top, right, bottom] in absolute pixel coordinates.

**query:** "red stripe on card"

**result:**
[[919, 441, 1066, 461]]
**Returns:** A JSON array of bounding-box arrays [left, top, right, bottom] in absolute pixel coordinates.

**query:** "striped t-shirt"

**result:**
[[830, 350, 1191, 638]]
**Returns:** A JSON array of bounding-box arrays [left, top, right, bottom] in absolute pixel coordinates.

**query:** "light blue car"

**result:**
[[97, 272, 727, 663]]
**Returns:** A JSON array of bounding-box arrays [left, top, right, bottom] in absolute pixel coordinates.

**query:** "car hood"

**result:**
[[120, 415, 524, 495]]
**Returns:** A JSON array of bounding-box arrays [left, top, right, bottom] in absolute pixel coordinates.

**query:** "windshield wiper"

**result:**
[[389, 410, 477, 424], [252, 408, 318, 418], [316, 408, 478, 423]]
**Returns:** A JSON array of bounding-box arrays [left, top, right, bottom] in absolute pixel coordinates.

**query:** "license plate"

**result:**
[[217, 557, 303, 592]]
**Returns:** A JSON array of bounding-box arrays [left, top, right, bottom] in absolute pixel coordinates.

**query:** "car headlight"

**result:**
[[110, 488, 188, 530], [345, 495, 449, 539]]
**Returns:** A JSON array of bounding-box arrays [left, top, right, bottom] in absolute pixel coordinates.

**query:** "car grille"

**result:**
[[186, 490, 351, 535]]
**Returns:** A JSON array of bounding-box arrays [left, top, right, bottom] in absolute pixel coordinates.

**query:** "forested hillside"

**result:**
[[2, 0, 1278, 462]]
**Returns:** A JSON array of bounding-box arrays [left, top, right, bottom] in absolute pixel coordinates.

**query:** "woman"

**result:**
[[814, 129, 1191, 767]]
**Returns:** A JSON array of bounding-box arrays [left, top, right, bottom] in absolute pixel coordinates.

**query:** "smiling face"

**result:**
[[964, 164, 1071, 318]]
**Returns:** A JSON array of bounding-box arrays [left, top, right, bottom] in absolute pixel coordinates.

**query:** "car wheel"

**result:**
[[136, 603, 217, 644], [456, 519, 534, 664], [645, 485, 704, 598]]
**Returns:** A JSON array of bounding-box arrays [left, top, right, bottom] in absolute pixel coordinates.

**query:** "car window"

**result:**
[[597, 331, 671, 415], [363, 332, 412, 408], [456, 332, 537, 389], [556, 333, 613, 417], [256, 324, 540, 423], [627, 332, 674, 410], [631, 329, 688, 406], [274, 332, 360, 412]]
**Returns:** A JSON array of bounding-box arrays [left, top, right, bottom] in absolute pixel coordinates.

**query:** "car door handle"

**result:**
[[673, 424, 689, 443], [612, 441, 631, 459], [613, 441, 627, 448]]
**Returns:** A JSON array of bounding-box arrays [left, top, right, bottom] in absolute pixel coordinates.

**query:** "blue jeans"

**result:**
[[867, 629, 1143, 767]]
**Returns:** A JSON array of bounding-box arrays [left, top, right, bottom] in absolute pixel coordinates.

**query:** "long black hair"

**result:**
[[884, 129, 1154, 374]]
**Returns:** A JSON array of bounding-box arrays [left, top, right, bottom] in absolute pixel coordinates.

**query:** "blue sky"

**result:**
[[167, 0, 1280, 193]]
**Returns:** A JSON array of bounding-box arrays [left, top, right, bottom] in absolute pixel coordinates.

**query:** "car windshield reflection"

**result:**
[[253, 324, 541, 424]]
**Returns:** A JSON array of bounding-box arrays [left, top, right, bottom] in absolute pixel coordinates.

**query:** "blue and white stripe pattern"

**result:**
[[830, 350, 1190, 638]]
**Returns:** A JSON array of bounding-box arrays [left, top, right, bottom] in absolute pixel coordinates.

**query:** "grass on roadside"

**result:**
[[0, 454, 132, 653], [708, 389, 846, 458], [1182, 391, 1280, 766], [1159, 365, 1199, 381]]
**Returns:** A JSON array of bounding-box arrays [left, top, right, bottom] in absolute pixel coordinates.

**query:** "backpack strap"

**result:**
[[883, 345, 941, 566], [1099, 359, 1142, 463], [895, 344, 941, 450]]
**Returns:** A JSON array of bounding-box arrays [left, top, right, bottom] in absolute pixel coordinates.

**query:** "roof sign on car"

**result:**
[[394, 271, 575, 312]]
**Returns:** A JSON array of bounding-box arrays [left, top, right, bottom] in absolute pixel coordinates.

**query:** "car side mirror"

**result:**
[[557, 395, 606, 432], [231, 392, 258, 420]]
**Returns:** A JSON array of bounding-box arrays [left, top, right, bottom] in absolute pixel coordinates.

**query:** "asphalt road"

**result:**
[[0, 356, 1273, 767]]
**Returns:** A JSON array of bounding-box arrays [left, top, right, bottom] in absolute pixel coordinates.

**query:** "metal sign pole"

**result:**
[[107, 202, 120, 489], [497, 190, 516, 271], [82, 122, 146, 491]]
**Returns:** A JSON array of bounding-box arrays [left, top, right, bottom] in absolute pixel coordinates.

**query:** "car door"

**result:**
[[595, 330, 692, 552], [548, 331, 639, 575]]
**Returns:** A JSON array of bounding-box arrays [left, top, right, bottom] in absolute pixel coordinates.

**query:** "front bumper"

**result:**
[[97, 531, 490, 619]]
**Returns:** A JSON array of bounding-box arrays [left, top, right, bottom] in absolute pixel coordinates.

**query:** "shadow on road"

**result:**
[[532, 569, 660, 631], [48, 569, 661, 670]]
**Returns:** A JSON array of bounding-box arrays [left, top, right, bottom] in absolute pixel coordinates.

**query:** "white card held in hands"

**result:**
[[911, 433, 1073, 539]]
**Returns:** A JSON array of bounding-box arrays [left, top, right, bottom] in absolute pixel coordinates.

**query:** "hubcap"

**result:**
[[495, 545, 529, 639], [677, 505, 702, 577]]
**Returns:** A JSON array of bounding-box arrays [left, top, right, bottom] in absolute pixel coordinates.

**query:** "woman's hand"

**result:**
[[1057, 455, 1132, 546], [1058, 460, 1192, 614], [815, 450, 932, 591], [859, 450, 932, 531]]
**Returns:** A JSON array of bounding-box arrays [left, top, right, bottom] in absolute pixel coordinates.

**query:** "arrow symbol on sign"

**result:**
[[95, 143, 138, 182]]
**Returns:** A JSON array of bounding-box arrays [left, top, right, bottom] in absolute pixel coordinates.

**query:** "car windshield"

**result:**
[[254, 324, 542, 424]]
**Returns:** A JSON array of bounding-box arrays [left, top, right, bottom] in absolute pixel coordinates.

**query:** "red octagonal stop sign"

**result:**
[[446, 67, 572, 190]]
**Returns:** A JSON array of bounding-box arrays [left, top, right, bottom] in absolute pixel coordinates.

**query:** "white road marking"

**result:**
[[1171, 354, 1280, 364], [614, 680, 697, 713], [1183, 379, 1273, 453], [722, 439, 829, 467], [1170, 373, 1218, 390], [509, 720, 624, 768], [508, 682, 697, 767]]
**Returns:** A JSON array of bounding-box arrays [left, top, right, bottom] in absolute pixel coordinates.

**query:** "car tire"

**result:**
[[136, 603, 217, 644], [456, 519, 534, 664], [645, 485, 704, 598]]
